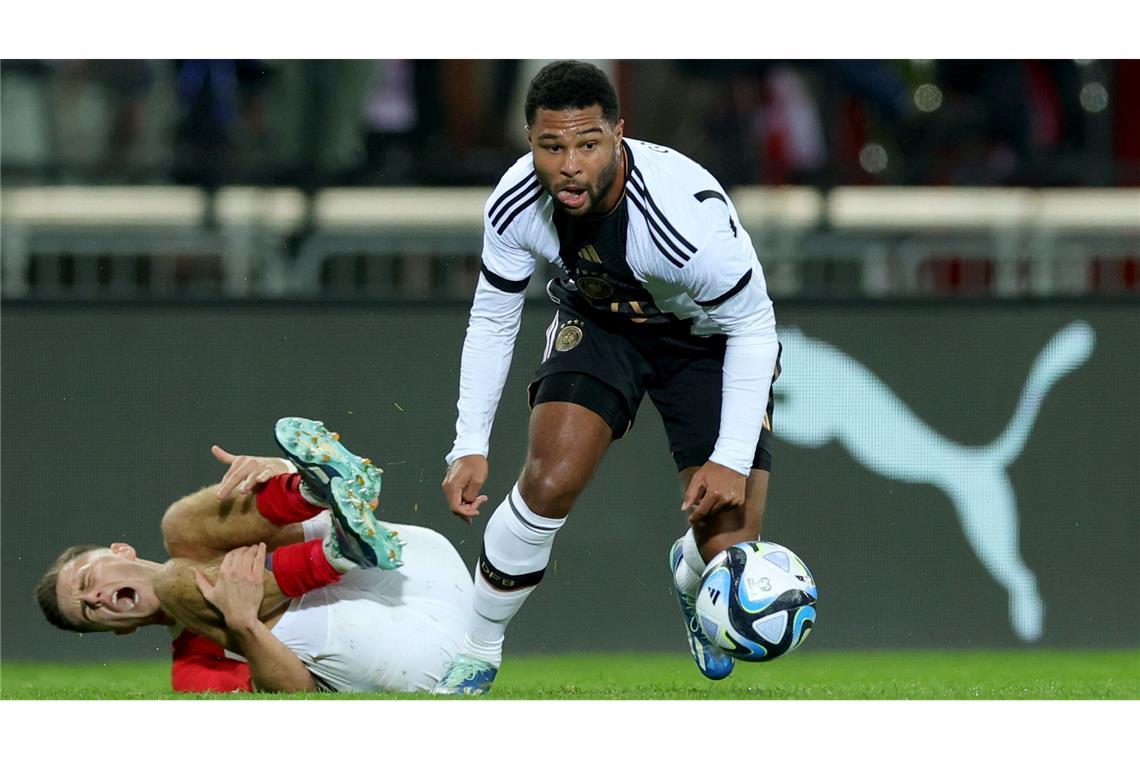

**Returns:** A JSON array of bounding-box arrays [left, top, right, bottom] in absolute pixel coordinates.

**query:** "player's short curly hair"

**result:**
[[36, 544, 102, 633], [525, 61, 620, 127]]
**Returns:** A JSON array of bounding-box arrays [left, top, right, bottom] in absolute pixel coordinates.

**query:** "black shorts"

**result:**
[[527, 306, 780, 472]]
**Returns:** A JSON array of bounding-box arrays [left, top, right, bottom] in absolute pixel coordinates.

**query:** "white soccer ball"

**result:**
[[696, 540, 818, 662]]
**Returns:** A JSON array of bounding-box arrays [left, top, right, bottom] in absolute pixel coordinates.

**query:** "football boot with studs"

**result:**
[[275, 416, 404, 570]]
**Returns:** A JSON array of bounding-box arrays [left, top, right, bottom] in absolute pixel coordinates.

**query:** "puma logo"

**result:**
[[772, 321, 1096, 641]]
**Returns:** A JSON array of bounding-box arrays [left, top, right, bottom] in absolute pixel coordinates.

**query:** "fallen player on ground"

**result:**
[[36, 417, 473, 693]]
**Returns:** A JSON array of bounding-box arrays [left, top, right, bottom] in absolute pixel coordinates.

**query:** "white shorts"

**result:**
[[267, 516, 473, 692]]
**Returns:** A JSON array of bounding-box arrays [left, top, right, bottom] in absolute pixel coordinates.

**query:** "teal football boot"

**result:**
[[431, 654, 499, 695], [670, 538, 734, 680], [274, 416, 404, 570]]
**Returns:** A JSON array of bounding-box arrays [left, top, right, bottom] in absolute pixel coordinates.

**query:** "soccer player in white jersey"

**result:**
[[37, 418, 473, 693], [435, 61, 782, 694]]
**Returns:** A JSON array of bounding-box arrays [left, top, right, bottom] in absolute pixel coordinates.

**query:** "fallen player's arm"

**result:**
[[192, 543, 317, 693], [155, 548, 317, 692], [219, 614, 317, 693]]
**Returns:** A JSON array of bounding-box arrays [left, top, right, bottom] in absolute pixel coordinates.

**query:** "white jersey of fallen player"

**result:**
[[449, 137, 780, 475], [231, 515, 472, 693]]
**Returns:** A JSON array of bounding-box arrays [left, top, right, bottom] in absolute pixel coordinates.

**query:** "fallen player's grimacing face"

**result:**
[[56, 544, 164, 633]]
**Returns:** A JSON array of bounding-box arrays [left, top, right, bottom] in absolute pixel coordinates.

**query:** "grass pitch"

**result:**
[[3, 650, 1136, 699]]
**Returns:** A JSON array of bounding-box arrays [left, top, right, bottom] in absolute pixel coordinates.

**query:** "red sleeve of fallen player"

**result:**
[[170, 629, 252, 693]]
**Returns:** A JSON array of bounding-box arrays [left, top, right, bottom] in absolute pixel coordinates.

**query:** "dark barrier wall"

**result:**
[[2, 302, 1137, 662]]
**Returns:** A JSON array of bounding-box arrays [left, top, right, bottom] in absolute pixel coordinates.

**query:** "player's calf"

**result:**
[[161, 482, 312, 560]]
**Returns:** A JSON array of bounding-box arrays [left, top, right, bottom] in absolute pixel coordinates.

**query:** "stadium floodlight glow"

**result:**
[[1079, 82, 1109, 113], [914, 83, 943, 113], [859, 143, 889, 174]]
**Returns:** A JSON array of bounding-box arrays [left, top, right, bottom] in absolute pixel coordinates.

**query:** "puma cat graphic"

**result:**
[[773, 321, 1096, 641]]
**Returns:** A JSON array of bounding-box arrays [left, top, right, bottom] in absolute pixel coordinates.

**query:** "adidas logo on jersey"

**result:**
[[577, 245, 601, 263]]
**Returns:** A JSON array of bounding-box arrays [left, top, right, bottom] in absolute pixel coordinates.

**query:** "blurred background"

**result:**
[[2, 59, 1137, 665], [3, 59, 1138, 188]]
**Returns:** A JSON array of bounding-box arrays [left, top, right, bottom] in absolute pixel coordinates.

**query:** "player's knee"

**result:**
[[518, 467, 584, 519], [160, 499, 197, 557]]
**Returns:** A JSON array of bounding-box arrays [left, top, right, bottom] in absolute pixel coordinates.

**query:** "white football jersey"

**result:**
[[479, 138, 775, 337], [252, 518, 472, 693], [450, 138, 780, 475]]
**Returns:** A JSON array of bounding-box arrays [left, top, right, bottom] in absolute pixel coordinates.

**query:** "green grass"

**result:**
[[2, 650, 1137, 699]]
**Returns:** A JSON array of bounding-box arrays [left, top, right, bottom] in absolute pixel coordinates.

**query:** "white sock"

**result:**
[[279, 458, 327, 506], [464, 483, 565, 667], [321, 532, 355, 574], [299, 481, 327, 507], [673, 528, 706, 599]]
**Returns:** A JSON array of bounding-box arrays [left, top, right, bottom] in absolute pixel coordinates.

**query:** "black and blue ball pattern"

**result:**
[[696, 541, 818, 662]]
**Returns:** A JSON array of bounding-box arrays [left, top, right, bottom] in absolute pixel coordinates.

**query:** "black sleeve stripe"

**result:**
[[494, 188, 543, 235], [490, 178, 541, 227], [631, 167, 697, 253], [480, 263, 531, 293], [695, 269, 753, 308], [629, 178, 693, 260], [627, 192, 685, 268], [694, 189, 727, 204], [644, 223, 687, 269], [628, 190, 690, 264], [696, 188, 738, 237], [488, 170, 537, 219]]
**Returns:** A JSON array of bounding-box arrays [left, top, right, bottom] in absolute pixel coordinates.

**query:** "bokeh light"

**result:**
[[1080, 82, 1109, 113], [914, 83, 943, 113], [859, 143, 889, 174]]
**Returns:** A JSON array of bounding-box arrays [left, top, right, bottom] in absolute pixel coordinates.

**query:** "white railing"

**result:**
[[2, 185, 1137, 298]]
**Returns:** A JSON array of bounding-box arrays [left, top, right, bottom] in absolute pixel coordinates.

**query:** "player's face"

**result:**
[[528, 105, 625, 217], [56, 544, 163, 633]]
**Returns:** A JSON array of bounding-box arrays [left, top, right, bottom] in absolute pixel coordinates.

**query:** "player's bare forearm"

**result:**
[[224, 618, 318, 692]]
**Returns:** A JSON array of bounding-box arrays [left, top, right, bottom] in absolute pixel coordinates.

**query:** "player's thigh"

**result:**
[[519, 400, 614, 518], [522, 310, 650, 516]]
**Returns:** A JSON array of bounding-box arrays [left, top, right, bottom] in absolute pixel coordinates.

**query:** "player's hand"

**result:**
[[194, 543, 266, 629], [442, 454, 490, 526], [682, 460, 746, 524], [211, 445, 292, 501]]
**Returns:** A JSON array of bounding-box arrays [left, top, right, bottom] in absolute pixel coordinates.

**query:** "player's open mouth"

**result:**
[[112, 587, 138, 612], [557, 188, 587, 209]]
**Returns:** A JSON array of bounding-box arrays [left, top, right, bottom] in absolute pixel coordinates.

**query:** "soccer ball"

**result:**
[[696, 540, 818, 662]]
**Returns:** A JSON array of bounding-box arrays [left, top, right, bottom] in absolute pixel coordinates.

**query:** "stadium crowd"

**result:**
[[2, 59, 1137, 189]]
